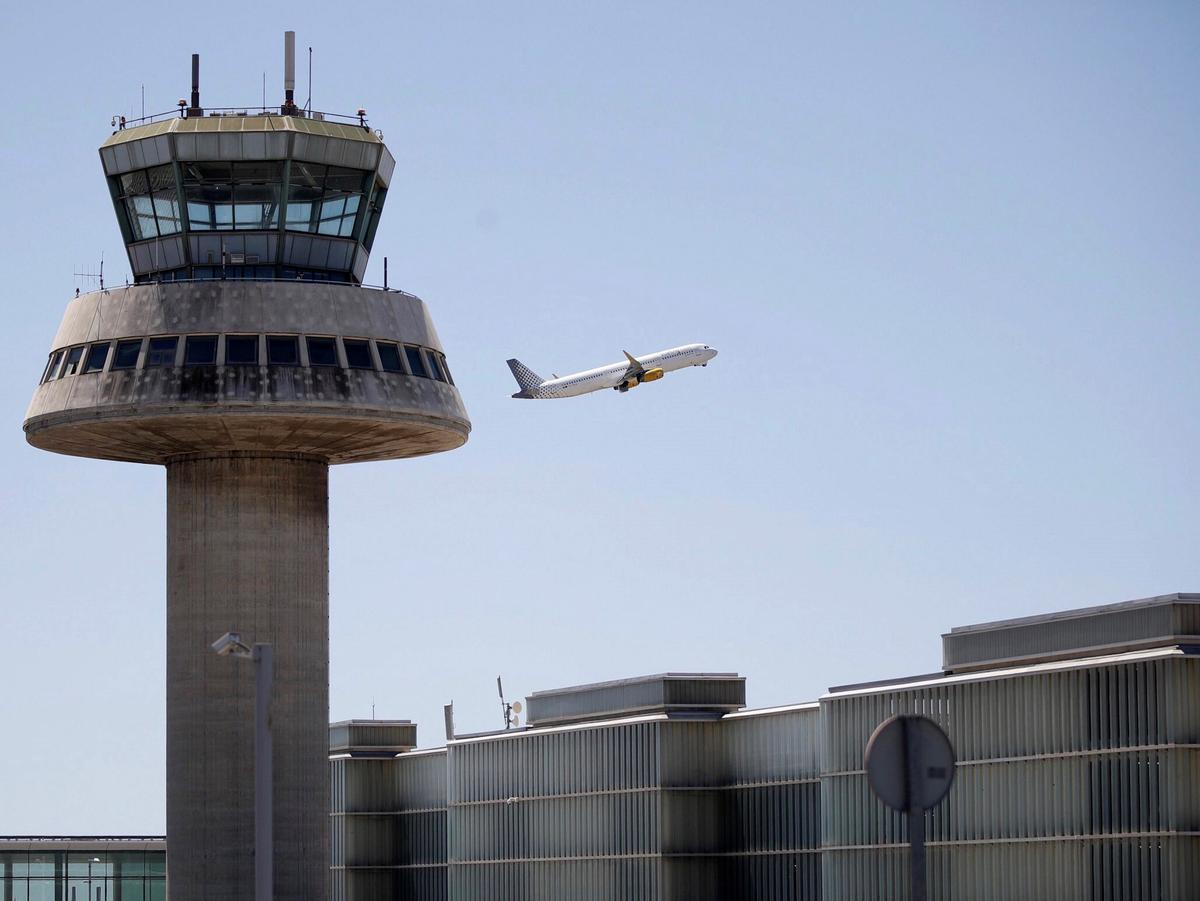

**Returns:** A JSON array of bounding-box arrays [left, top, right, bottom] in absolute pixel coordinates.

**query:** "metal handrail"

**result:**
[[112, 106, 370, 131], [71, 279, 418, 301], [0, 836, 166, 842]]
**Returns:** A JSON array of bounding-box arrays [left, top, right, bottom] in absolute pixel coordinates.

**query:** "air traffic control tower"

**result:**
[[23, 35, 469, 901]]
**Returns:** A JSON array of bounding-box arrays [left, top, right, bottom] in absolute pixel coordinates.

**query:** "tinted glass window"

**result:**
[[185, 335, 218, 365], [438, 354, 455, 386], [225, 335, 258, 365], [83, 344, 110, 373], [42, 350, 64, 383], [426, 352, 446, 382], [307, 336, 338, 366], [112, 340, 142, 370], [146, 337, 178, 367], [343, 339, 372, 369], [267, 336, 299, 365], [285, 163, 366, 236], [404, 346, 428, 378], [62, 346, 84, 376], [377, 342, 403, 372]]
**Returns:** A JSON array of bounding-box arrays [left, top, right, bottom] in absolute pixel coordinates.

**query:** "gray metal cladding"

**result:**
[[450, 722, 662, 802], [444, 710, 822, 901], [821, 653, 1200, 900], [331, 751, 449, 901], [943, 593, 1200, 671], [331, 649, 1198, 900]]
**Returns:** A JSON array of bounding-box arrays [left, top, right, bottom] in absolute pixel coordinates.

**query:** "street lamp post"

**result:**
[[211, 631, 274, 901]]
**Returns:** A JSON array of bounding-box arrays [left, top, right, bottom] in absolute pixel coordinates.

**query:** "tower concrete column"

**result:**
[[166, 453, 329, 901]]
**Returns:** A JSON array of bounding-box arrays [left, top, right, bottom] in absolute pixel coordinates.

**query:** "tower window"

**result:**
[[111, 339, 142, 370], [343, 339, 373, 370], [42, 350, 64, 383], [426, 351, 447, 383], [267, 336, 300, 365], [225, 335, 259, 365], [184, 335, 218, 366], [404, 346, 428, 378], [438, 354, 455, 386], [83, 343, 110, 373], [307, 336, 338, 367], [376, 342, 403, 373], [61, 346, 84, 377], [145, 337, 178, 368]]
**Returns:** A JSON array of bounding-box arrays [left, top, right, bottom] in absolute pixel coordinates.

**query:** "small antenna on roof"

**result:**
[[306, 46, 312, 113], [497, 676, 522, 730], [443, 702, 455, 741], [74, 252, 104, 294]]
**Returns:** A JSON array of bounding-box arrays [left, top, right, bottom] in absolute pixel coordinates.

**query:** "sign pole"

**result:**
[[908, 806, 926, 901]]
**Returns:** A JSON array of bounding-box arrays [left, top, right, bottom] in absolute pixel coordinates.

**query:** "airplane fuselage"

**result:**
[[510, 344, 718, 399]]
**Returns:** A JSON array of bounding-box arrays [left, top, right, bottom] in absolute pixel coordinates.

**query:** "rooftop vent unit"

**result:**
[[942, 592, 1200, 673], [526, 672, 746, 727], [329, 720, 418, 757]]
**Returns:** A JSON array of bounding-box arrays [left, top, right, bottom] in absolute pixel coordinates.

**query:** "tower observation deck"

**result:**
[[24, 35, 470, 901]]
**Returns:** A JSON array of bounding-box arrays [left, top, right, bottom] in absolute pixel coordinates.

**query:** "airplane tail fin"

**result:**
[[506, 358, 544, 392]]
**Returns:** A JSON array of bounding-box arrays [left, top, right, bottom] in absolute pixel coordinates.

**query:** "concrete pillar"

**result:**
[[166, 453, 329, 901]]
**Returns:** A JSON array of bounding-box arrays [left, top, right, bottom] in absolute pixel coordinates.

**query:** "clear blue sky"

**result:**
[[1, 2, 1197, 833]]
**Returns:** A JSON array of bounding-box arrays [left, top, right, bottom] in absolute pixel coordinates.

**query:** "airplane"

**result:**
[[507, 343, 718, 399]]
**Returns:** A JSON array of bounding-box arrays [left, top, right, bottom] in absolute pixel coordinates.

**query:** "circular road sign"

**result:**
[[864, 715, 956, 813]]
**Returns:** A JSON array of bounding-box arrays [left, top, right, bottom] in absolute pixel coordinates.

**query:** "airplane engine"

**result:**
[[639, 368, 665, 383], [617, 377, 640, 392]]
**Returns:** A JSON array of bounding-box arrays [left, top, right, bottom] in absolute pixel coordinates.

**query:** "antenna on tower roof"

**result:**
[[188, 53, 203, 118], [282, 31, 300, 116]]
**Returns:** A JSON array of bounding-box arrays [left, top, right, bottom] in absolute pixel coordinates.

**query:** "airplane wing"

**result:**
[[621, 350, 645, 380]]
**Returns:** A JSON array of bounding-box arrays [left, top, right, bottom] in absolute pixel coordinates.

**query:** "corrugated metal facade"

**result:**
[[331, 649, 1199, 900], [447, 709, 823, 901], [330, 749, 448, 901], [821, 650, 1200, 900]]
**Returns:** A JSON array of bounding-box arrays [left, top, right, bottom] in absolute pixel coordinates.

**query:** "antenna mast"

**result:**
[[496, 676, 522, 730]]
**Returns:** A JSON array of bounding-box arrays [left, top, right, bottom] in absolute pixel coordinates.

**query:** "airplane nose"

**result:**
[[707, 347, 718, 359]]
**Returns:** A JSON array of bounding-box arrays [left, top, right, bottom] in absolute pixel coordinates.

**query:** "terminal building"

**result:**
[[330, 592, 1200, 901], [0, 838, 166, 901]]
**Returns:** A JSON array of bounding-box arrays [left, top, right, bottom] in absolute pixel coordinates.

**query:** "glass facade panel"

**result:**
[[184, 335, 218, 366], [377, 342, 403, 372], [438, 354, 455, 385], [307, 336, 338, 367], [111, 340, 141, 370], [405, 346, 428, 378], [343, 339, 372, 370], [183, 162, 232, 231], [225, 335, 259, 365], [267, 335, 300, 365], [145, 337, 177, 368], [286, 163, 366, 235], [232, 162, 282, 230], [83, 344, 109, 373], [118, 165, 178, 240], [0, 849, 164, 901]]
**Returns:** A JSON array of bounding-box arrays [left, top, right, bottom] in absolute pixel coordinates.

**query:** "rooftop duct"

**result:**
[[942, 592, 1200, 673]]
